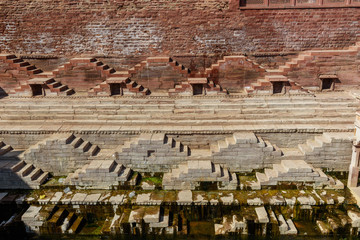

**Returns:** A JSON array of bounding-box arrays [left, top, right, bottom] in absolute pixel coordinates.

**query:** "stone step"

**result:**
[[17, 163, 34, 177], [264, 168, 278, 180], [210, 143, 220, 153], [0, 105, 357, 115], [272, 164, 287, 176], [68, 216, 84, 234], [11, 161, 26, 172], [256, 172, 269, 184], [280, 160, 313, 173], [87, 144, 99, 156], [111, 163, 124, 176], [25, 167, 42, 181], [35, 171, 49, 184], [77, 141, 91, 152], [298, 143, 312, 155], [119, 167, 131, 181], [306, 139, 322, 151], [314, 135, 332, 145], [70, 137, 83, 148], [286, 219, 298, 234], [0, 145, 12, 155], [49, 208, 68, 225], [218, 140, 228, 149]]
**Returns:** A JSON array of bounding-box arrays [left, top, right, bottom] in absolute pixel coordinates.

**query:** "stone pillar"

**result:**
[[348, 143, 360, 187]]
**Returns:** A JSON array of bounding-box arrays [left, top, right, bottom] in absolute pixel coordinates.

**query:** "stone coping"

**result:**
[[5, 92, 316, 99], [0, 188, 350, 206], [0, 128, 353, 135]]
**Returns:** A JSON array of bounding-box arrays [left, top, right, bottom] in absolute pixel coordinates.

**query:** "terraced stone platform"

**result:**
[[0, 92, 357, 133]]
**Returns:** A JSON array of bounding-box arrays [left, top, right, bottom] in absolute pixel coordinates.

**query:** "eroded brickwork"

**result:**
[[0, 0, 359, 66]]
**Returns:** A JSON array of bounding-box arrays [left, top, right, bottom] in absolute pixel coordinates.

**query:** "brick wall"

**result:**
[[55, 64, 107, 93], [0, 0, 359, 66], [0, 60, 31, 95], [131, 62, 188, 92], [286, 51, 360, 87]]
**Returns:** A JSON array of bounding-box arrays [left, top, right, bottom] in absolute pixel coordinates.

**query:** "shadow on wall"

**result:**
[[0, 87, 8, 98], [0, 149, 50, 190]]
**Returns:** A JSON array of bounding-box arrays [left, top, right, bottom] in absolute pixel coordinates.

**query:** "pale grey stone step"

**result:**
[[298, 143, 312, 155], [281, 160, 313, 173], [11, 160, 26, 172], [264, 168, 278, 179], [111, 163, 124, 176], [272, 164, 287, 175], [255, 207, 269, 223], [263, 140, 274, 151], [314, 135, 332, 145], [225, 136, 236, 145], [70, 137, 83, 148], [211, 164, 222, 178], [26, 167, 42, 181], [77, 141, 91, 152], [286, 219, 298, 234], [218, 140, 228, 149], [0, 145, 12, 155], [230, 173, 238, 185], [306, 139, 322, 151], [118, 167, 131, 181], [87, 145, 99, 156], [256, 172, 268, 183], [277, 214, 289, 234], [257, 136, 266, 147], [210, 143, 220, 153], [99, 160, 116, 173], [17, 163, 34, 177], [35, 172, 49, 184]]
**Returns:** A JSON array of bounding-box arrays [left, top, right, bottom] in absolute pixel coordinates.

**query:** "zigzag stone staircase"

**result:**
[[65, 160, 133, 189], [244, 41, 360, 94], [10, 78, 74, 96], [0, 141, 49, 189], [168, 77, 227, 96], [0, 54, 43, 76], [19, 134, 100, 175], [255, 160, 344, 190], [0, 141, 13, 155], [114, 133, 189, 172], [210, 132, 282, 171], [0, 54, 74, 96], [162, 160, 238, 190], [84, 57, 150, 96], [89, 77, 150, 96], [281, 132, 353, 171]]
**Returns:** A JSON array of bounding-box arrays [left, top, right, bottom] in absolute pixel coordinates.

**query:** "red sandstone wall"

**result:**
[[131, 63, 188, 92], [0, 0, 359, 63], [286, 51, 360, 87], [0, 60, 31, 95], [54, 64, 107, 93]]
